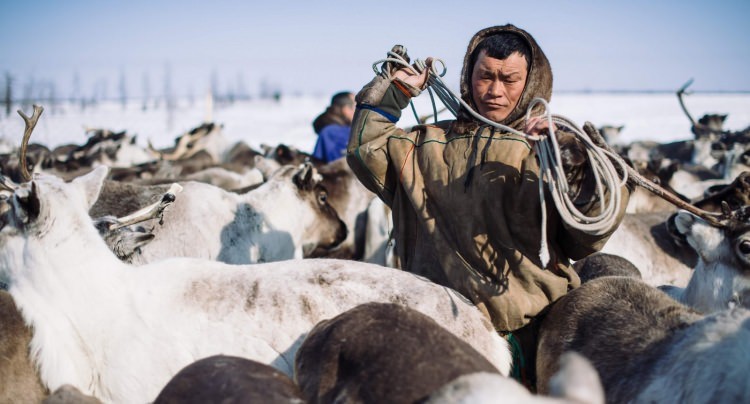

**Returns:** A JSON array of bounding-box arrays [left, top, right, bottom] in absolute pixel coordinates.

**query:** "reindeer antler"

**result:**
[[677, 79, 697, 128], [17, 105, 44, 182], [717, 201, 750, 227]]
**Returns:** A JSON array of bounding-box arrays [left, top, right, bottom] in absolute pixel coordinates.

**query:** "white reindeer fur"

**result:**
[[667, 211, 750, 312], [600, 212, 693, 287], [129, 165, 336, 265], [636, 308, 750, 403], [0, 167, 510, 403], [425, 353, 604, 404]]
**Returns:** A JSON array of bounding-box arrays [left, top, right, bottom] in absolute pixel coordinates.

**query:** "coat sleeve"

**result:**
[[346, 74, 420, 206]]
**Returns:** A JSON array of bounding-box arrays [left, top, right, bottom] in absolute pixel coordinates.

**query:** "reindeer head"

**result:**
[[0, 167, 109, 283], [282, 163, 347, 255], [673, 204, 750, 311], [674, 204, 750, 267], [597, 125, 624, 145], [0, 106, 110, 286], [1, 168, 107, 236], [698, 113, 728, 132]]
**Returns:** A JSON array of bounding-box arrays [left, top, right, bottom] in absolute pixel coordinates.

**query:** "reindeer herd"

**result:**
[[0, 87, 749, 404]]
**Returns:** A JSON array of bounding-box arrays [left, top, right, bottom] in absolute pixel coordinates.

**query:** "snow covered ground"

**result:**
[[0, 92, 747, 154]]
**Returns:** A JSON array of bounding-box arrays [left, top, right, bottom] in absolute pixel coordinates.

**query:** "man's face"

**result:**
[[470, 50, 528, 123], [341, 94, 356, 125]]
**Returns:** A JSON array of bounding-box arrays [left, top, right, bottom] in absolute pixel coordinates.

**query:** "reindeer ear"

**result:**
[[73, 166, 109, 210], [293, 163, 315, 191]]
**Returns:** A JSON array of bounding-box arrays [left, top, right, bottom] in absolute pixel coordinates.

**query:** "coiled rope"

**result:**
[[372, 49, 629, 266]]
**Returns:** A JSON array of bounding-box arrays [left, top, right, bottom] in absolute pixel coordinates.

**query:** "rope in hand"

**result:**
[[372, 48, 629, 266]]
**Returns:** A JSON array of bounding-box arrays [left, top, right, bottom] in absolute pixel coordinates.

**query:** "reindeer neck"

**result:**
[[683, 260, 744, 312], [7, 223, 130, 321], [5, 232, 131, 396], [238, 183, 308, 259], [241, 182, 307, 225]]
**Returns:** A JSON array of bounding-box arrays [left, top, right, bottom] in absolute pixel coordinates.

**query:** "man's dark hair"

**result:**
[[331, 91, 354, 108], [469, 33, 532, 72]]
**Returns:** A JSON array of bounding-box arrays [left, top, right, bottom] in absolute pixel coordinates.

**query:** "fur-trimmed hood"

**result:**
[[458, 24, 553, 130]]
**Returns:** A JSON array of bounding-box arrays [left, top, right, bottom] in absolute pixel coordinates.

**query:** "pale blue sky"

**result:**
[[1, 0, 748, 99]]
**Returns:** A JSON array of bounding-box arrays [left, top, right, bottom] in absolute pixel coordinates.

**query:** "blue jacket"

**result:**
[[313, 124, 350, 163]]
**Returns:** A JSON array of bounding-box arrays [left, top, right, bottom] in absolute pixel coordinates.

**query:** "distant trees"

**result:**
[[164, 63, 176, 130], [0, 67, 284, 117], [3, 72, 11, 117], [119, 70, 127, 110], [141, 72, 151, 111]]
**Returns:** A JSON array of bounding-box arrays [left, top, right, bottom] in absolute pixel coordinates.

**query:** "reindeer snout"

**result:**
[[334, 220, 348, 247]]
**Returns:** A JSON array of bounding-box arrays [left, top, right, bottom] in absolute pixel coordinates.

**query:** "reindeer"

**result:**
[[600, 171, 750, 289], [296, 302, 604, 404], [148, 122, 229, 164], [665, 204, 750, 312], [310, 157, 377, 260], [536, 276, 750, 403], [73, 128, 155, 169], [154, 355, 305, 403], [123, 162, 347, 264], [0, 108, 511, 402], [600, 211, 696, 287], [597, 124, 624, 146], [295, 302, 502, 403], [92, 184, 181, 263], [586, 122, 750, 288]]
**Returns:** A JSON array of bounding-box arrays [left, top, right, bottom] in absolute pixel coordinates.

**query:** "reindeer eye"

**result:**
[[739, 240, 750, 255], [318, 192, 328, 204]]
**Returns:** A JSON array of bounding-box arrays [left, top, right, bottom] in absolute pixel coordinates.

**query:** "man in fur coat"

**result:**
[[347, 24, 630, 387]]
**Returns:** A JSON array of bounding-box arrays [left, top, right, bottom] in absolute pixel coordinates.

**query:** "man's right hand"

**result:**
[[392, 58, 433, 90]]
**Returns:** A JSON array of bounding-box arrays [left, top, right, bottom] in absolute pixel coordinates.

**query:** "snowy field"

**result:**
[[0, 92, 747, 155]]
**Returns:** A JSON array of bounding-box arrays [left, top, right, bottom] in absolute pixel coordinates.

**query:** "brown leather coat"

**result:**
[[347, 24, 629, 331]]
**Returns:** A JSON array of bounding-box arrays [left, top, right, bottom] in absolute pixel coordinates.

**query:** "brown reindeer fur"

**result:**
[[311, 158, 376, 260], [294, 302, 500, 404], [89, 180, 172, 218], [154, 355, 303, 404], [0, 290, 48, 402], [536, 277, 702, 402], [573, 252, 642, 283], [693, 171, 750, 212]]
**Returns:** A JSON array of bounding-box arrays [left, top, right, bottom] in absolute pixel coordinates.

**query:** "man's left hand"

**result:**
[[525, 116, 557, 146]]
